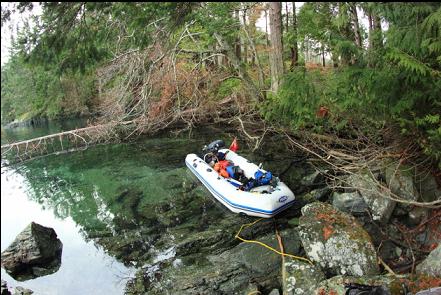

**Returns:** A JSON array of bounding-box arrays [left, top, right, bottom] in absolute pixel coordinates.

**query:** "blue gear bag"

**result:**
[[254, 170, 272, 186]]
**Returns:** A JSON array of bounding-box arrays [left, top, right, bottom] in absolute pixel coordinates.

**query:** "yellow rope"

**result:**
[[235, 218, 313, 265]]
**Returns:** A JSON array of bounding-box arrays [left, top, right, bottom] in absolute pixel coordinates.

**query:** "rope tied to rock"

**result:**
[[235, 218, 313, 265]]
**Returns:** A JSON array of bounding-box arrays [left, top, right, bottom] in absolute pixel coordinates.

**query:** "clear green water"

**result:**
[[0, 123, 237, 294]]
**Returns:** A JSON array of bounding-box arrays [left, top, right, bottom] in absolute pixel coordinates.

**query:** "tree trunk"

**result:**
[[305, 37, 309, 64], [249, 6, 258, 66], [322, 45, 326, 67], [214, 33, 262, 102], [285, 2, 289, 33], [331, 51, 339, 67], [243, 25, 265, 90], [368, 12, 373, 50], [290, 1, 298, 69], [265, 8, 270, 47], [349, 3, 362, 47], [338, 3, 351, 66], [269, 2, 284, 94], [242, 7, 248, 64], [234, 10, 241, 62], [373, 14, 383, 49], [366, 10, 374, 67]]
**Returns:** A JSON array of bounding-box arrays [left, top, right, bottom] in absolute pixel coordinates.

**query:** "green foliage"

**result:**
[[1, 55, 95, 123], [262, 67, 396, 133], [413, 114, 441, 161], [261, 2, 441, 160], [262, 69, 318, 129], [216, 78, 241, 99], [193, 2, 241, 45], [380, 3, 441, 160], [2, 2, 440, 162]]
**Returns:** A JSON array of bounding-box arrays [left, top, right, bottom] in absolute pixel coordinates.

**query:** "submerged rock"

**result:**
[[213, 227, 302, 276], [298, 202, 379, 277], [1, 222, 62, 281], [416, 243, 441, 277], [124, 207, 302, 294]]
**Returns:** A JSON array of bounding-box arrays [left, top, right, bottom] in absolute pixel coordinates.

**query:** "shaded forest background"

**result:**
[[1, 2, 440, 163]]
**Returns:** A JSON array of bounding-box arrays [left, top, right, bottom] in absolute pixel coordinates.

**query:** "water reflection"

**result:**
[[1, 126, 230, 294], [1, 166, 135, 295]]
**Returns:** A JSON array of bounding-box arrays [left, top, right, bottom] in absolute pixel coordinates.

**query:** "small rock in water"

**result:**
[[1, 222, 63, 281], [1, 279, 11, 295], [12, 286, 33, 295]]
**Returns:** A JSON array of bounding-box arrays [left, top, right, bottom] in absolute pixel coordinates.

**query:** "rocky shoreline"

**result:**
[[1, 134, 440, 294], [115, 152, 440, 294]]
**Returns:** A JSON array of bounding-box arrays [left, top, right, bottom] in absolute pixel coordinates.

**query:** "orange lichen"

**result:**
[[397, 275, 441, 293], [315, 212, 338, 224], [323, 225, 334, 240]]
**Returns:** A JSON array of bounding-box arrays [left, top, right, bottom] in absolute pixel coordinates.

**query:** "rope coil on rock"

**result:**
[[235, 218, 313, 265]]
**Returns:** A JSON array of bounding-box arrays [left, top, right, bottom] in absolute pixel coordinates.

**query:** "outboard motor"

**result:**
[[202, 140, 225, 165], [202, 140, 225, 154]]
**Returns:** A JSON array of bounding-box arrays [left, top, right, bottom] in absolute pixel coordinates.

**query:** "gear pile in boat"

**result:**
[[201, 139, 277, 191]]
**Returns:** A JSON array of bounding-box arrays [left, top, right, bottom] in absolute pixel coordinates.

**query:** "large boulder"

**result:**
[[415, 172, 441, 203], [416, 243, 441, 277], [301, 187, 332, 204], [332, 191, 369, 214], [346, 173, 396, 223], [384, 164, 419, 203], [1, 222, 63, 281], [283, 260, 325, 295], [298, 202, 379, 277], [300, 169, 326, 188]]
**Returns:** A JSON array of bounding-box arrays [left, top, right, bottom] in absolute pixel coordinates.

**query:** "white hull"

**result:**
[[185, 149, 295, 218]]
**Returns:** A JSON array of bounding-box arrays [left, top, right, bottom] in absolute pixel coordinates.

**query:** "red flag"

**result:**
[[229, 137, 239, 152]]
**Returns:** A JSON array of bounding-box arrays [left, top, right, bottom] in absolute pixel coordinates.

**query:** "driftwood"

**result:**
[[1, 121, 134, 165]]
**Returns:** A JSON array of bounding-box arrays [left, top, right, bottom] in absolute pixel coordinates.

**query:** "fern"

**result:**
[[385, 47, 436, 76]]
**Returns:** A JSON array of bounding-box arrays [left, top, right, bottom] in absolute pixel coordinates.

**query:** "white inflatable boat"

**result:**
[[185, 148, 295, 218]]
